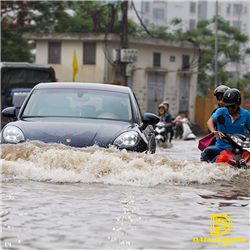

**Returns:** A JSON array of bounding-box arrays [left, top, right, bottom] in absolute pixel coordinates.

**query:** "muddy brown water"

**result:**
[[1, 140, 249, 249]]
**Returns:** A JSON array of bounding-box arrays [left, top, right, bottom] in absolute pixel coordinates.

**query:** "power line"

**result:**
[[131, 1, 154, 38]]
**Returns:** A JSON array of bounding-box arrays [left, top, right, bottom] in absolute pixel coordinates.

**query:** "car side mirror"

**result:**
[[140, 113, 160, 131], [2, 107, 16, 118]]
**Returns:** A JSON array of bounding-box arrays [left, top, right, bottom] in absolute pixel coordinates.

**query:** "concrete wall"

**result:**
[[36, 40, 105, 83]]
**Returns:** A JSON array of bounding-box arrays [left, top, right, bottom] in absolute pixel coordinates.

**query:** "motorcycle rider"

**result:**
[[209, 85, 230, 133], [163, 101, 174, 142], [156, 103, 166, 121], [173, 111, 186, 139], [212, 85, 231, 114], [201, 88, 250, 162], [156, 103, 173, 142]]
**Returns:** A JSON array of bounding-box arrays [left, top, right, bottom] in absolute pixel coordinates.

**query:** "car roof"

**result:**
[[7, 88, 32, 92], [34, 82, 132, 93]]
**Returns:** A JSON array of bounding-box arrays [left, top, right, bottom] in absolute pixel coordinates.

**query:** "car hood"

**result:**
[[14, 118, 133, 147]]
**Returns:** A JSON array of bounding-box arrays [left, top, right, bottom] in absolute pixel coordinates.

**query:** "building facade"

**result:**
[[23, 32, 209, 120], [128, 0, 250, 78]]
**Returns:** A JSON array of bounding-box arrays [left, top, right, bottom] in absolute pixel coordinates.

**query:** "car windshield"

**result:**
[[22, 88, 133, 121]]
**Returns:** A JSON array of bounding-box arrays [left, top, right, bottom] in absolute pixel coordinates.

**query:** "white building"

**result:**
[[23, 32, 209, 120], [128, 0, 250, 77]]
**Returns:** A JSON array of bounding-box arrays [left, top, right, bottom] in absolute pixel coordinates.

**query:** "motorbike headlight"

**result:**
[[231, 136, 242, 145], [231, 135, 250, 148], [113, 131, 139, 147], [242, 141, 250, 148], [2, 126, 25, 143]]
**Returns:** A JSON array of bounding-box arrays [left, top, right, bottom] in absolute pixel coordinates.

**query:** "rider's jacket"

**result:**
[[156, 111, 172, 124], [211, 107, 250, 149]]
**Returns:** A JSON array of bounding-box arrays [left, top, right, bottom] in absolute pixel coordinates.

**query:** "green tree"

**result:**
[[187, 17, 249, 97], [1, 1, 141, 62], [1, 1, 72, 62], [52, 1, 141, 35], [145, 16, 250, 98], [2, 2, 249, 100]]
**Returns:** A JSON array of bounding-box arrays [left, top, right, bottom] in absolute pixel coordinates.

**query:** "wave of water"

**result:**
[[1, 141, 249, 186]]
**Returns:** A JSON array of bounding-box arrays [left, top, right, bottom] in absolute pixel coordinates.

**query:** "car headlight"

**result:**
[[2, 126, 25, 143], [113, 131, 140, 147]]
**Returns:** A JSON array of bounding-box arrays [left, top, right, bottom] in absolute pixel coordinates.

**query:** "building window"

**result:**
[[233, 21, 241, 30], [227, 4, 231, 14], [189, 19, 196, 29], [83, 43, 96, 65], [153, 8, 164, 19], [218, 6, 221, 14], [190, 2, 196, 13], [145, 2, 150, 12], [170, 56, 175, 62], [243, 23, 246, 31], [233, 4, 242, 14], [153, 53, 161, 67], [244, 6, 247, 14], [198, 3, 201, 14], [145, 19, 149, 27], [48, 42, 61, 64], [182, 55, 190, 70]]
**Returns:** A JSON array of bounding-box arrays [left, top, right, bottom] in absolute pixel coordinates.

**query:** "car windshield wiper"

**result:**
[[22, 115, 51, 118]]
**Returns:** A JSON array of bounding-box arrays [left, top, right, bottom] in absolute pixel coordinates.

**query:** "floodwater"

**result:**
[[1, 140, 249, 250]]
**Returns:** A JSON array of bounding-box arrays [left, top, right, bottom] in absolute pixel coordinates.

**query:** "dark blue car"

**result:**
[[1, 82, 159, 153]]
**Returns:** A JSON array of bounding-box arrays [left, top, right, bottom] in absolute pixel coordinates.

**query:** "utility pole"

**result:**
[[121, 1, 128, 49], [236, 2, 241, 89], [121, 0, 128, 86], [214, 0, 218, 108], [214, 0, 218, 89]]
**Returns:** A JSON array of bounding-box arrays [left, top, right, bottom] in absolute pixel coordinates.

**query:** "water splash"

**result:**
[[1, 141, 249, 186]]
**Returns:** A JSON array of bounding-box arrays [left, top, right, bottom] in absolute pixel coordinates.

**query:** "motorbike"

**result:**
[[154, 122, 172, 147], [213, 115, 250, 169], [179, 118, 196, 140]]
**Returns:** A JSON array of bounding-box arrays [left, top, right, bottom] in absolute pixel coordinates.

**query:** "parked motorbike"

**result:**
[[154, 122, 172, 147], [179, 118, 196, 140], [214, 115, 250, 169]]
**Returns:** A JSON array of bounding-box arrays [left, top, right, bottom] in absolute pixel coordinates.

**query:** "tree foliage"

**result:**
[[1, 1, 141, 62], [167, 16, 249, 97], [1, 2, 249, 99], [1, 1, 72, 61], [192, 16, 250, 98]]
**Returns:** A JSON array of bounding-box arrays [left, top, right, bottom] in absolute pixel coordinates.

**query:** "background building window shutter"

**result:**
[[83, 43, 96, 65], [153, 53, 161, 67], [182, 55, 190, 69], [48, 42, 61, 64]]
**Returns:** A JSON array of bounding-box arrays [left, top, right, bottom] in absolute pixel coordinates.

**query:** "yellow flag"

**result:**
[[72, 50, 78, 82]]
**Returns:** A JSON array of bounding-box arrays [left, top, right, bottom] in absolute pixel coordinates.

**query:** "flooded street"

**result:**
[[1, 140, 249, 249]]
